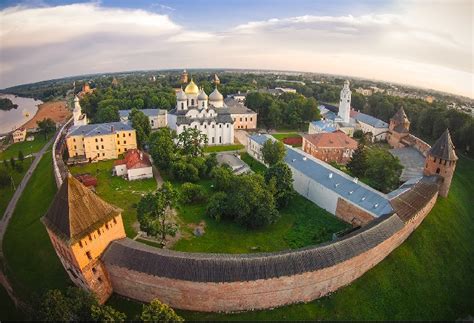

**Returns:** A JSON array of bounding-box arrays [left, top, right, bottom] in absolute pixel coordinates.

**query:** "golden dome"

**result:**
[[184, 79, 199, 95]]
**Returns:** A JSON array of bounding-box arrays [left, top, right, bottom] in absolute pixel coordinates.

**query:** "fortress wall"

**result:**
[[105, 192, 438, 313], [335, 197, 375, 226], [405, 134, 431, 157]]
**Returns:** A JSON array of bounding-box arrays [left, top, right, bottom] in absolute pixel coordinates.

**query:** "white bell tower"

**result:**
[[338, 80, 351, 123], [73, 95, 87, 126]]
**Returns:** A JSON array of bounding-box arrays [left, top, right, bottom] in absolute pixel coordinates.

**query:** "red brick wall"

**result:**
[[106, 193, 438, 312], [335, 198, 375, 226], [423, 156, 456, 197]]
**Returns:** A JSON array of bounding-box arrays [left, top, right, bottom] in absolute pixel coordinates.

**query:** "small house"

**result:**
[[113, 149, 153, 181]]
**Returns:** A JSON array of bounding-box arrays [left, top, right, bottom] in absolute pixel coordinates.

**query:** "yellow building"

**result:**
[[42, 175, 126, 303], [12, 127, 27, 143], [66, 122, 137, 163]]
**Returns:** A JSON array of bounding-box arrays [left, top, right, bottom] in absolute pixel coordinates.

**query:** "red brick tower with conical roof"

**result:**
[[423, 129, 458, 197], [42, 175, 126, 303]]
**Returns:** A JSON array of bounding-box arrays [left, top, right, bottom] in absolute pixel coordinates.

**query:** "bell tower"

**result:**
[[423, 129, 458, 197], [338, 80, 351, 123]]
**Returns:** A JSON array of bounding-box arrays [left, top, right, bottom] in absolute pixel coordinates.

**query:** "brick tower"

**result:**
[[42, 175, 126, 303], [423, 129, 458, 197], [180, 69, 189, 84], [388, 107, 410, 148]]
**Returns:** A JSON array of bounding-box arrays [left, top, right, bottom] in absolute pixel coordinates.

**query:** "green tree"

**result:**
[[210, 165, 233, 191], [139, 299, 184, 322], [137, 182, 178, 247], [264, 162, 295, 208], [177, 127, 208, 157], [204, 153, 218, 176], [206, 191, 228, 221], [37, 118, 56, 139], [38, 289, 74, 321], [96, 105, 120, 123], [171, 158, 199, 182], [18, 150, 24, 162], [129, 108, 152, 147], [149, 128, 177, 170], [261, 139, 286, 166], [347, 145, 367, 178], [180, 182, 207, 204], [364, 148, 403, 192], [91, 305, 127, 322]]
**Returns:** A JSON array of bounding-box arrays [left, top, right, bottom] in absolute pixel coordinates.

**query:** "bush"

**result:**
[[180, 182, 207, 204], [353, 129, 364, 138]]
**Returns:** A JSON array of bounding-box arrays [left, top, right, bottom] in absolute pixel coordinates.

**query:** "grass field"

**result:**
[[69, 160, 157, 237], [0, 162, 29, 218], [0, 133, 52, 161], [203, 144, 244, 153], [2, 152, 70, 302]]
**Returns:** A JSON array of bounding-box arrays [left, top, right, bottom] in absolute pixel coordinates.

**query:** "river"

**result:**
[[0, 94, 42, 134]]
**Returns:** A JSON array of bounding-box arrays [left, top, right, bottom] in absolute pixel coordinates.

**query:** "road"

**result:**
[[0, 135, 53, 310]]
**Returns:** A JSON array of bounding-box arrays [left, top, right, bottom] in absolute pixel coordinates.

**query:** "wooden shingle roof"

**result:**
[[428, 129, 458, 161], [42, 175, 122, 243], [390, 180, 439, 222], [102, 214, 404, 283]]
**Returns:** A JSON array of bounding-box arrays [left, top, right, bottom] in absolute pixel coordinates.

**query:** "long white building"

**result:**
[[167, 80, 234, 145]]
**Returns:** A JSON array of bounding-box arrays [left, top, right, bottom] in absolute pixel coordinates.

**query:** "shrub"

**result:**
[[180, 182, 207, 204]]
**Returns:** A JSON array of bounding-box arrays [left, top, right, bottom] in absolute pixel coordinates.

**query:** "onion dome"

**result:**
[[184, 79, 199, 95], [209, 87, 224, 102], [176, 88, 187, 101], [198, 88, 208, 100]]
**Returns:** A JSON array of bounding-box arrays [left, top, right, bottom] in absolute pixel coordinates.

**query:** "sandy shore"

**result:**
[[21, 101, 71, 130]]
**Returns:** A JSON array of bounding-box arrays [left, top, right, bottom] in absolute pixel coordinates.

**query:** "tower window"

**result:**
[[97, 276, 103, 283], [97, 229, 101, 236], [181, 102, 184, 109], [86, 251, 92, 260], [113, 217, 117, 224], [92, 267, 97, 274], [79, 241, 83, 248], [436, 168, 440, 174], [88, 234, 92, 241]]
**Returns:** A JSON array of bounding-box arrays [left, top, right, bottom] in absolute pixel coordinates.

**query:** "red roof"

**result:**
[[303, 131, 358, 149], [114, 149, 152, 170]]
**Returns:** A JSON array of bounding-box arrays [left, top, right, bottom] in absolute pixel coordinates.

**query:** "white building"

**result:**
[[351, 111, 389, 142], [167, 80, 234, 145], [12, 128, 26, 143], [337, 80, 351, 124], [113, 149, 153, 181], [119, 109, 167, 129], [73, 96, 88, 127]]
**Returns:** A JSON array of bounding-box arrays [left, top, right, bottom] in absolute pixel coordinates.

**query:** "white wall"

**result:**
[[114, 164, 127, 176], [128, 167, 153, 181]]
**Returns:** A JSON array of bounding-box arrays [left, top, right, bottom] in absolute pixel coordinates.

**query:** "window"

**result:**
[[118, 149, 121, 153], [88, 234, 92, 241], [113, 217, 117, 224], [102, 153, 105, 157], [74, 145, 76, 149], [96, 145, 99, 150], [212, 125, 215, 129], [101, 138, 103, 142], [92, 267, 97, 274], [86, 251, 92, 260], [101, 145, 104, 149], [129, 133, 131, 136], [124, 148, 127, 152], [436, 168, 440, 174], [97, 276, 103, 283], [245, 117, 247, 121], [124, 140, 127, 144], [204, 125, 207, 129], [212, 137, 215, 144], [117, 134, 119, 138], [118, 141, 120, 144], [227, 124, 229, 128], [250, 117, 253, 121], [95, 138, 98, 142], [105, 223, 109, 230], [181, 102, 184, 109], [123, 133, 125, 137], [240, 117, 242, 122], [79, 241, 83, 248], [219, 124, 222, 128], [202, 102, 205, 107], [219, 136, 222, 143], [191, 99, 195, 106], [73, 138, 76, 142], [97, 229, 101, 236], [97, 153, 100, 157]]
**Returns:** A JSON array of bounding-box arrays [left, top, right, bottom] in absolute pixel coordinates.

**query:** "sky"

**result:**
[[0, 0, 472, 97]]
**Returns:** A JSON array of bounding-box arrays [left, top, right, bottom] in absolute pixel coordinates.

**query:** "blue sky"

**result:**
[[0, 0, 472, 97]]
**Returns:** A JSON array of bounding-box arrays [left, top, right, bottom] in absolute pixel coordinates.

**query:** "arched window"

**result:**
[[191, 99, 195, 106], [436, 168, 440, 174], [181, 102, 184, 109]]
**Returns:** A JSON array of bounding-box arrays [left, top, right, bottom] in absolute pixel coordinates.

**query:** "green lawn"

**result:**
[[0, 133, 53, 161], [204, 144, 244, 153], [0, 162, 29, 218], [2, 152, 70, 302], [69, 160, 158, 238]]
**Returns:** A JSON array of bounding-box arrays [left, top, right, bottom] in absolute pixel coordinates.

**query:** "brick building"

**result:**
[[302, 131, 358, 165]]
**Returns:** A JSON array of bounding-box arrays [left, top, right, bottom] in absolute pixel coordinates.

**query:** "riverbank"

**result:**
[[20, 101, 70, 131]]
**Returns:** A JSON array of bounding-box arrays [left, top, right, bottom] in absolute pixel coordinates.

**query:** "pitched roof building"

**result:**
[[113, 149, 153, 181], [302, 131, 358, 165]]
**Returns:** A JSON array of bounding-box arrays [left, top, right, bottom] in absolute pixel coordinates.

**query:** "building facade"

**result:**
[[302, 131, 358, 165], [167, 80, 234, 145], [337, 80, 351, 123], [387, 107, 410, 148], [351, 111, 388, 142], [224, 98, 257, 130], [119, 109, 167, 129], [66, 122, 137, 163], [12, 127, 26, 143], [113, 149, 153, 181]]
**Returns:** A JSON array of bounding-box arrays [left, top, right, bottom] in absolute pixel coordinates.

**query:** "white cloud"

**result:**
[[0, 2, 472, 98]]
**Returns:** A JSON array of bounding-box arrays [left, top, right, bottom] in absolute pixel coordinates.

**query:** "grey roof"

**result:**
[[119, 109, 166, 118], [223, 98, 257, 115], [354, 112, 388, 128], [428, 129, 458, 161], [248, 134, 393, 217], [284, 147, 394, 217], [310, 120, 337, 132], [102, 213, 404, 283], [68, 122, 134, 137], [391, 107, 409, 124]]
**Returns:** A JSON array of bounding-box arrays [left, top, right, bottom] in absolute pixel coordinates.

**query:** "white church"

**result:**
[[73, 95, 88, 126], [167, 79, 234, 145]]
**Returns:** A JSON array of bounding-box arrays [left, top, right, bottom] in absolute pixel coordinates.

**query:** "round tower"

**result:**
[[423, 129, 457, 197]]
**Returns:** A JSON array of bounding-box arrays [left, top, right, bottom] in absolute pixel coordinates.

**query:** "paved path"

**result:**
[[0, 135, 54, 309]]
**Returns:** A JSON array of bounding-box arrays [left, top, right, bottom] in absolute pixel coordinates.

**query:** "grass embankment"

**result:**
[[0, 163, 29, 218], [69, 160, 157, 237], [179, 156, 474, 320], [203, 144, 244, 153], [2, 152, 70, 302], [0, 133, 52, 161]]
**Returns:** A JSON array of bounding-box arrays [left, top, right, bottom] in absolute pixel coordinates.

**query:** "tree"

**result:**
[[210, 165, 233, 191], [364, 148, 402, 193], [18, 150, 24, 162], [206, 191, 228, 221], [91, 305, 126, 322], [171, 158, 199, 182], [264, 162, 295, 208], [140, 299, 184, 322], [96, 105, 120, 123], [177, 127, 208, 157], [347, 145, 367, 178], [37, 118, 56, 139], [261, 139, 286, 166], [137, 182, 178, 246], [180, 182, 207, 204], [129, 108, 151, 148], [149, 128, 177, 170], [38, 289, 74, 321], [204, 153, 218, 176]]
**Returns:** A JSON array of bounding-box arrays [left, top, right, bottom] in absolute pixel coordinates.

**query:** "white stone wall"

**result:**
[[114, 164, 127, 176], [127, 167, 153, 181], [358, 121, 387, 142]]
